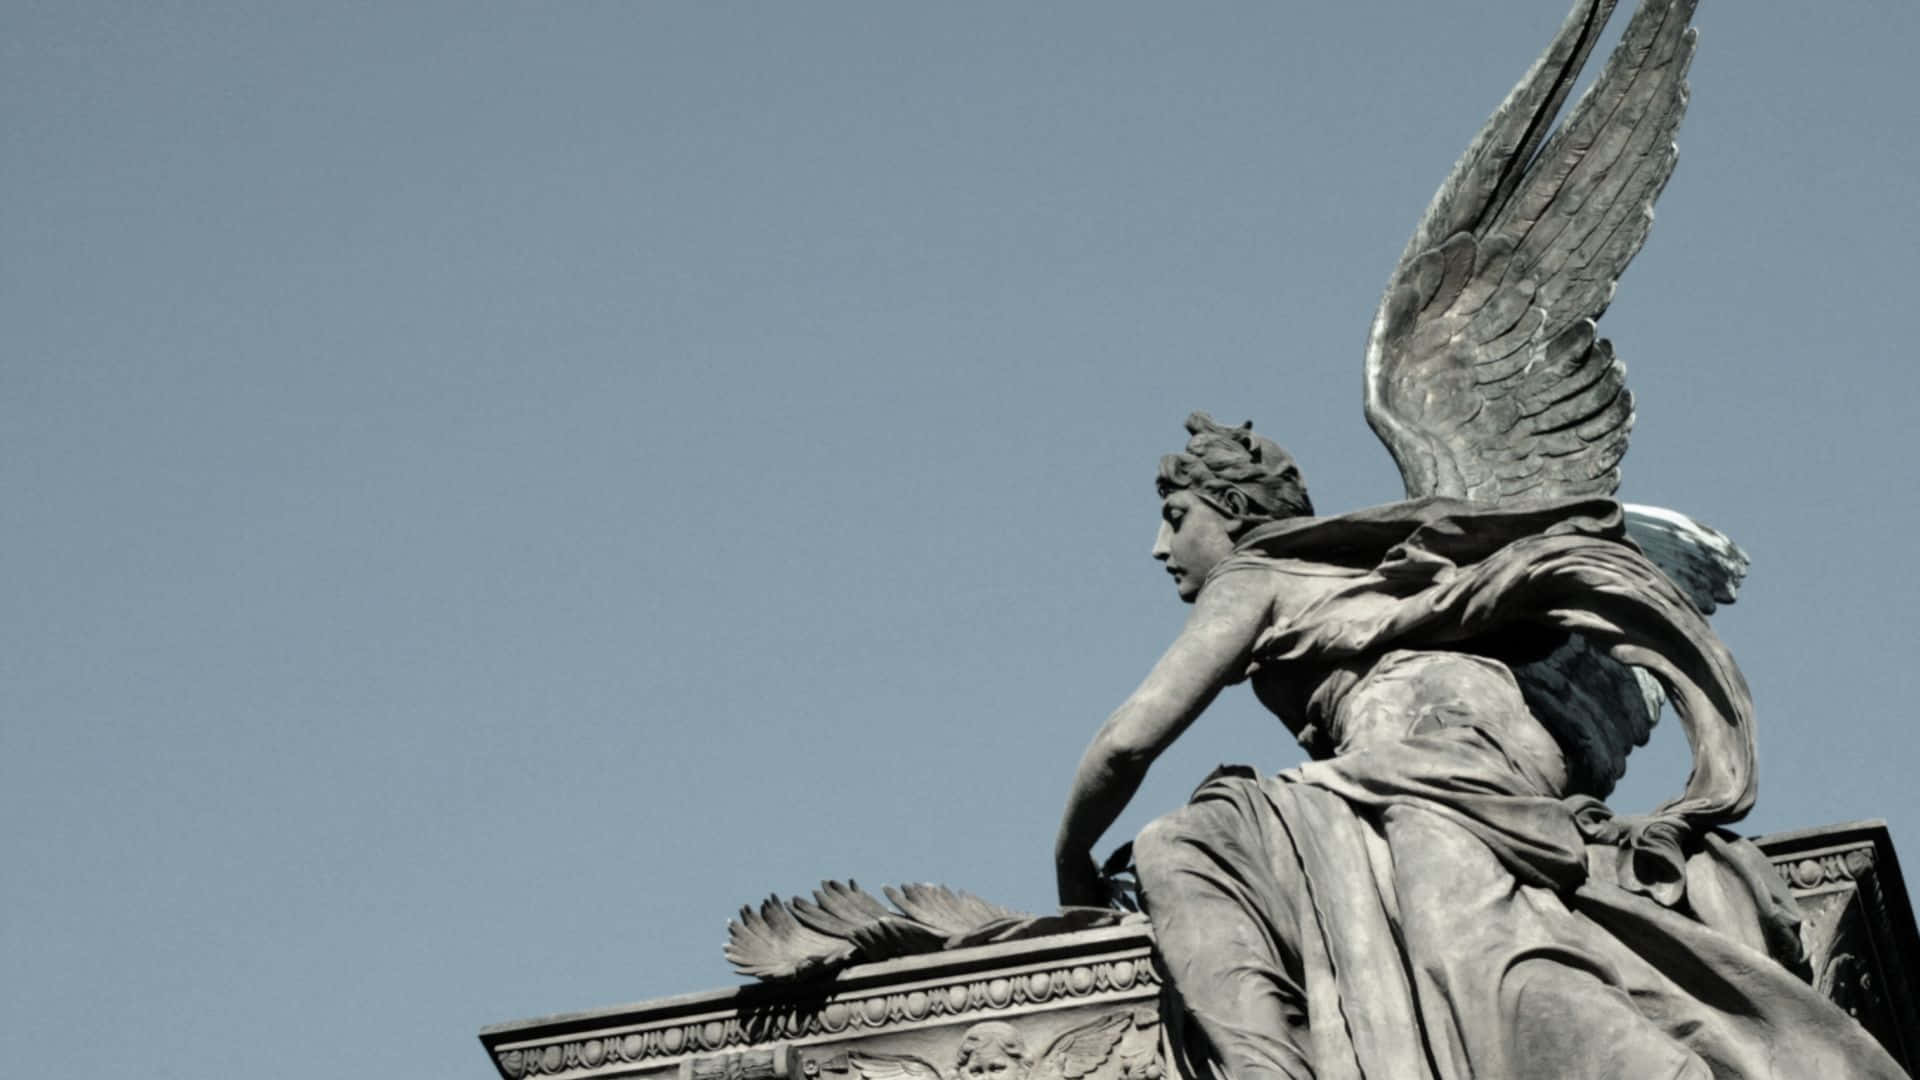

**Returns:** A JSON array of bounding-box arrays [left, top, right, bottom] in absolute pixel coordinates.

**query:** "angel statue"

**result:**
[[845, 1013, 1153, 1080], [1051, 1, 1908, 1077]]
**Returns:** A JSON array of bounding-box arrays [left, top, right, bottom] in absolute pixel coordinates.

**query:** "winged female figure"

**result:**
[[1052, 1, 1907, 1076]]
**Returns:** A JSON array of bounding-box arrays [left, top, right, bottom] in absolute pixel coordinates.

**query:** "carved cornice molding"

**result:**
[[484, 928, 1159, 1080], [484, 824, 1919, 1079], [1755, 820, 1919, 1071], [1775, 841, 1877, 893]]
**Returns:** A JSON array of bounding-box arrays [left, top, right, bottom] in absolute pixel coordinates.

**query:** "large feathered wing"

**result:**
[[1365, 0, 1697, 502]]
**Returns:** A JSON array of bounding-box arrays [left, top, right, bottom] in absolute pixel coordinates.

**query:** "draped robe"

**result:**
[[1133, 498, 1906, 1079]]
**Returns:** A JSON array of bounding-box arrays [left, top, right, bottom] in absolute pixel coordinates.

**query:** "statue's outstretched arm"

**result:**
[[1054, 572, 1270, 905]]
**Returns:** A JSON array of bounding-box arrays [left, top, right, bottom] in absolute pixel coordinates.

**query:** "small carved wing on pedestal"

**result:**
[[1031, 1011, 1134, 1080], [1113, 1008, 1163, 1080], [847, 1051, 946, 1080]]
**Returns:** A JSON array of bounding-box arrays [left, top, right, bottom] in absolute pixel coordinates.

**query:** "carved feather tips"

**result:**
[[1036, 1012, 1134, 1080], [1365, 0, 1698, 503], [1624, 503, 1750, 615], [847, 1052, 946, 1080], [841, 1009, 1161, 1080], [724, 881, 1143, 982]]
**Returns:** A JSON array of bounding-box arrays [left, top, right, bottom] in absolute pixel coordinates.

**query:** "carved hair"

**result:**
[[1158, 411, 1313, 522], [954, 1022, 1028, 1072]]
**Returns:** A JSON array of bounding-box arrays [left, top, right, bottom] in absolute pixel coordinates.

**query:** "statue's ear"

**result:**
[[1219, 487, 1250, 520]]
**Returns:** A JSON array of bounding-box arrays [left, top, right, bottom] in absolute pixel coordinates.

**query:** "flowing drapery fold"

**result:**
[[1142, 498, 1907, 1077]]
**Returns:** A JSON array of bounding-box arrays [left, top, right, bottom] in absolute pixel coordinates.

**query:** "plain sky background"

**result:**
[[6, 2, 1918, 1077]]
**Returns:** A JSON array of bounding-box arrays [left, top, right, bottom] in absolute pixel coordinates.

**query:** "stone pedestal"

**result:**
[[480, 821, 1917, 1078], [1759, 821, 1919, 1064], [482, 925, 1161, 1080]]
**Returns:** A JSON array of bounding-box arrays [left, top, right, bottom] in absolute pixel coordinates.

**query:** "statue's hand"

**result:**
[[1055, 849, 1106, 909]]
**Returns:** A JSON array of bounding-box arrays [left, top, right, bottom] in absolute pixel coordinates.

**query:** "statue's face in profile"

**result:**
[[1153, 489, 1241, 603], [959, 1042, 1023, 1080]]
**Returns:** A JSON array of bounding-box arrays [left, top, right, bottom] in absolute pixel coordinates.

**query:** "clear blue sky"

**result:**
[[5, 3, 1917, 1077]]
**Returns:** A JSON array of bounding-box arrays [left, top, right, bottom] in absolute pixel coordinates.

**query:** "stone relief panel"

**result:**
[[816, 1007, 1162, 1080], [1759, 822, 1920, 1071], [486, 930, 1161, 1080], [486, 826, 1920, 1079]]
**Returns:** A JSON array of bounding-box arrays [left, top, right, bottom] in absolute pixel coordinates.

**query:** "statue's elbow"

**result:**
[[1091, 717, 1160, 773]]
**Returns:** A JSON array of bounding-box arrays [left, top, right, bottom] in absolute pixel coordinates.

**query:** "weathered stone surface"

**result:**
[[1757, 821, 1920, 1068], [481, 925, 1161, 1080], [723, 881, 1142, 983], [490, 1, 1910, 1076], [480, 823, 1916, 1078], [1047, 0, 1911, 1072]]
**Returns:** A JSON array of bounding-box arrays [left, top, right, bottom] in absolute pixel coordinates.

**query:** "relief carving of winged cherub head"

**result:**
[[847, 1010, 1141, 1080], [954, 1023, 1029, 1080]]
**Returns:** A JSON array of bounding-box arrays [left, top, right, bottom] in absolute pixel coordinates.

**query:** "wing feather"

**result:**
[[1365, 0, 1696, 502], [1035, 1012, 1133, 1080], [1623, 504, 1750, 614], [849, 1053, 944, 1080]]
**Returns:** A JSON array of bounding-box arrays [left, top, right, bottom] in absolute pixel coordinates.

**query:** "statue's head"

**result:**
[[955, 1022, 1028, 1080], [1154, 411, 1312, 602]]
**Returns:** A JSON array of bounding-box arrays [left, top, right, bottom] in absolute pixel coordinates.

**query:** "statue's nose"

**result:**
[[1152, 520, 1172, 561]]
